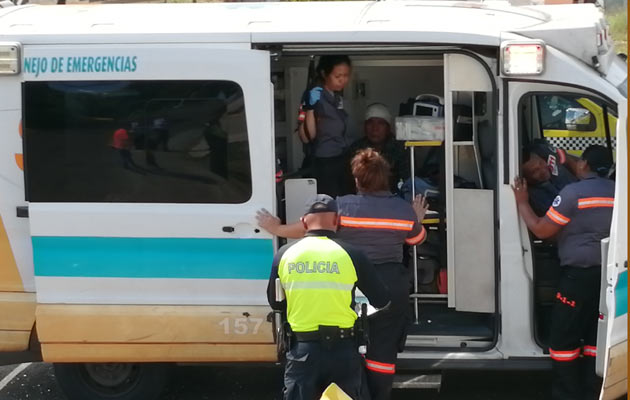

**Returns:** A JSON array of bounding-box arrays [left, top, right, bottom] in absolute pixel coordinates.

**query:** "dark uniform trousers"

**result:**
[[284, 338, 362, 400], [550, 266, 603, 400], [311, 154, 349, 199], [364, 263, 410, 400]]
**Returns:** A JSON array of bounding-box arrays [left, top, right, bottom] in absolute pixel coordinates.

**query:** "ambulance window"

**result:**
[[532, 94, 617, 156], [23, 81, 252, 204], [537, 95, 597, 132]]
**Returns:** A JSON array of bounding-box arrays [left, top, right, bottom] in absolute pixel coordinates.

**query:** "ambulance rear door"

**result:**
[[596, 99, 627, 400]]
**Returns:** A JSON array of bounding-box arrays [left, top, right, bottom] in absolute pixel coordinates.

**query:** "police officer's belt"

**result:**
[[293, 326, 355, 342]]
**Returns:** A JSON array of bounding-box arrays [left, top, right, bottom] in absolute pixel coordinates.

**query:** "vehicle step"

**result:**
[[392, 373, 442, 390]]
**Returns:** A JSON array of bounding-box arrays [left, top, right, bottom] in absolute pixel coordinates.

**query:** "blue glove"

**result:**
[[307, 87, 323, 108]]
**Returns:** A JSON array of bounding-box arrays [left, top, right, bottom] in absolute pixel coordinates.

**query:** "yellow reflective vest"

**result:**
[[278, 236, 358, 332]]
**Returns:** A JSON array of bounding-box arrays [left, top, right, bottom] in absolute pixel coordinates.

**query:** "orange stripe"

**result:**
[[583, 345, 597, 357], [577, 197, 614, 209], [549, 348, 580, 361], [340, 216, 414, 231], [365, 359, 396, 374], [405, 226, 426, 245], [546, 207, 570, 226]]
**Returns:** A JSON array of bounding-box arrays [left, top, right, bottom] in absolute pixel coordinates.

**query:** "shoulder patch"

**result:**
[[552, 195, 562, 208]]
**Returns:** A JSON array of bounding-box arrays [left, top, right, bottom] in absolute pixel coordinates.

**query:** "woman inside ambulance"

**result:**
[[302, 55, 352, 198], [257, 149, 429, 400]]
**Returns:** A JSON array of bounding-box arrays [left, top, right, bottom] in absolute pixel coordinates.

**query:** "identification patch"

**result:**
[[547, 154, 559, 176], [552, 195, 562, 208]]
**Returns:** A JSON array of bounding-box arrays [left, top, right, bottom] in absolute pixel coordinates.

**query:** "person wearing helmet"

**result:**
[[347, 103, 409, 192]]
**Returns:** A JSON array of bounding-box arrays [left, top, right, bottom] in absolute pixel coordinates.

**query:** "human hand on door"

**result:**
[[256, 208, 281, 234], [511, 177, 529, 204], [412, 194, 430, 222]]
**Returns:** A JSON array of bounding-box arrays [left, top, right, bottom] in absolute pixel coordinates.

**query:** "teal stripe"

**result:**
[[615, 269, 627, 317], [33, 237, 273, 279]]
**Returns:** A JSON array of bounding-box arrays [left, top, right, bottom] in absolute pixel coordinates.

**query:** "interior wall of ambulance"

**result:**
[[277, 61, 445, 172]]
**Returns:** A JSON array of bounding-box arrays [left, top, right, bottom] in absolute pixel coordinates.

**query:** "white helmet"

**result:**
[[364, 103, 392, 126]]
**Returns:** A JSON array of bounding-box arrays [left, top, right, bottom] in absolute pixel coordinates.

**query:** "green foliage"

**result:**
[[606, 6, 627, 55]]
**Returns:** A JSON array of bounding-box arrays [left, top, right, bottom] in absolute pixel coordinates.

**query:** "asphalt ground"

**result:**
[[0, 362, 553, 400]]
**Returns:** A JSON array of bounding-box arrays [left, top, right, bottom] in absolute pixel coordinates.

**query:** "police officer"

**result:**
[[512, 145, 614, 400], [267, 194, 391, 400], [260, 149, 428, 400]]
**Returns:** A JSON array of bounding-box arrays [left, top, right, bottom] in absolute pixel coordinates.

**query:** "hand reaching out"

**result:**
[[256, 208, 281, 233], [412, 194, 429, 222]]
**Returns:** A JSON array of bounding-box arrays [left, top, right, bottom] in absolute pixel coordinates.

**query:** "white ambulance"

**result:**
[[0, 1, 626, 399]]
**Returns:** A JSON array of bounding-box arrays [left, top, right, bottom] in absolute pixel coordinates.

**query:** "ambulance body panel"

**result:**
[[0, 1, 625, 399]]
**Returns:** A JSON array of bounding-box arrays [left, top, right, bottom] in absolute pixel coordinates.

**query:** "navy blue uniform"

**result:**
[[336, 192, 425, 400], [544, 173, 614, 400], [308, 87, 349, 198]]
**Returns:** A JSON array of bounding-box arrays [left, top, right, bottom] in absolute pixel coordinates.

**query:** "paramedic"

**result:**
[[347, 103, 409, 192], [267, 194, 390, 400], [512, 145, 614, 400], [522, 140, 578, 216], [304, 55, 352, 198], [258, 149, 429, 400]]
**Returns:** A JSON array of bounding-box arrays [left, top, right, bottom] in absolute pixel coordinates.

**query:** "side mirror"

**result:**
[[565, 107, 592, 131]]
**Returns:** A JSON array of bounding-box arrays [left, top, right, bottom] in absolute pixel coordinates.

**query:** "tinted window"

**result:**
[[537, 95, 597, 132], [24, 81, 251, 203]]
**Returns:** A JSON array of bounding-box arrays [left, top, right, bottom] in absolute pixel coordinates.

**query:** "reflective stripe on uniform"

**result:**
[[365, 359, 396, 374], [577, 197, 614, 209], [549, 348, 581, 362], [339, 216, 414, 231], [546, 207, 571, 226], [583, 345, 597, 357], [405, 226, 426, 245], [282, 281, 355, 291]]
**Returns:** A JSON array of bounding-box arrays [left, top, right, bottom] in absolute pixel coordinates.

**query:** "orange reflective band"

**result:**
[[549, 348, 581, 362], [577, 197, 614, 209], [339, 216, 415, 231], [365, 359, 396, 375], [405, 226, 427, 245], [583, 346, 597, 357], [546, 207, 570, 226]]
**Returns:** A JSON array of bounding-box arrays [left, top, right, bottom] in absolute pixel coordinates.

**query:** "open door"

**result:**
[[443, 53, 496, 312], [596, 99, 627, 400], [21, 44, 277, 362]]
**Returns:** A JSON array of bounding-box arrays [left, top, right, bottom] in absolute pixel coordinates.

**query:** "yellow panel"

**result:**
[[41, 343, 277, 363], [0, 292, 36, 331], [601, 380, 628, 400], [36, 305, 274, 344], [602, 340, 628, 400], [543, 129, 601, 138], [405, 140, 443, 147], [0, 216, 24, 292], [0, 331, 31, 352]]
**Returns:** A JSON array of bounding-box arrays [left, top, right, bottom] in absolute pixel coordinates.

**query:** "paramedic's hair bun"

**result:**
[[351, 148, 390, 193]]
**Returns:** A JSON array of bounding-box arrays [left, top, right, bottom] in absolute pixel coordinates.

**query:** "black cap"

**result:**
[[304, 194, 338, 215], [524, 139, 555, 162], [582, 145, 612, 176]]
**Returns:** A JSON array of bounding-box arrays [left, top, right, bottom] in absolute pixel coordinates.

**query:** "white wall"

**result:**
[[277, 60, 444, 172]]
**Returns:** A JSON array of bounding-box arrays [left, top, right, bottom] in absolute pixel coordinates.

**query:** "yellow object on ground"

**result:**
[[320, 383, 352, 400]]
